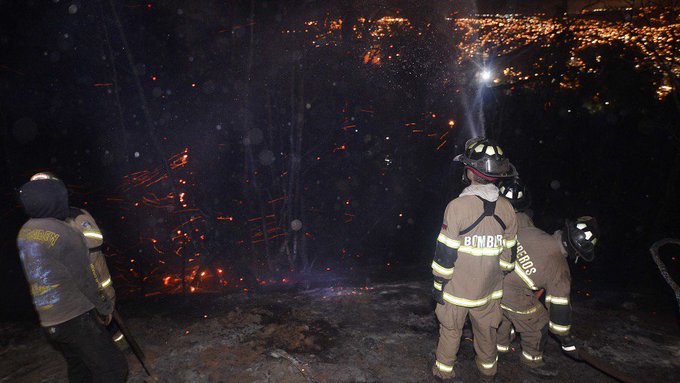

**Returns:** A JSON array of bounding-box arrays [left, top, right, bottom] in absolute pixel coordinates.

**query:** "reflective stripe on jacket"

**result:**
[[432, 188, 518, 308], [501, 224, 572, 334]]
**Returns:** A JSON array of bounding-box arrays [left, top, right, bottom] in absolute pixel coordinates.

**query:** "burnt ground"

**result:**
[[1, 281, 679, 383]]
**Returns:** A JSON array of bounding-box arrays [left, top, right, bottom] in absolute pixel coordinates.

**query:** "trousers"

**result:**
[[497, 302, 550, 367], [433, 299, 502, 379], [44, 310, 128, 382]]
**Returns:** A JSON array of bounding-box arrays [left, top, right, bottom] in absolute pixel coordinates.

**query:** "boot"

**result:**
[[431, 361, 464, 383]]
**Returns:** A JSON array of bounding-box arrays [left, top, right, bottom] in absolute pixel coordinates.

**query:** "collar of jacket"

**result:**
[[459, 184, 500, 202]]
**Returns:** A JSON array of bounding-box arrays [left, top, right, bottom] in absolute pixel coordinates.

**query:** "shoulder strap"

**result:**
[[493, 214, 507, 230], [459, 196, 506, 234]]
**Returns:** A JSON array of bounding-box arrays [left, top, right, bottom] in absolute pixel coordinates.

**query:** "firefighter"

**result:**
[[496, 215, 600, 376], [30, 172, 126, 347], [499, 178, 533, 229], [30, 173, 116, 304], [16, 176, 128, 382], [431, 137, 518, 382], [66, 208, 117, 304]]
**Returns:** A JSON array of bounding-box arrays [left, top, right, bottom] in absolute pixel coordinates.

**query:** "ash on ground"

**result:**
[[1, 281, 679, 383]]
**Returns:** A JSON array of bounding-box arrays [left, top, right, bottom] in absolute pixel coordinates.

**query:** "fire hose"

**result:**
[[649, 238, 680, 315], [577, 349, 638, 383], [112, 310, 159, 382]]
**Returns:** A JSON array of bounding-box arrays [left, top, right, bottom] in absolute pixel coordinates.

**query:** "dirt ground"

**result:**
[[1, 280, 679, 383]]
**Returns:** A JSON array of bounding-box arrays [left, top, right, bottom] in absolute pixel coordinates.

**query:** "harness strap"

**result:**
[[459, 196, 506, 234], [494, 214, 507, 230]]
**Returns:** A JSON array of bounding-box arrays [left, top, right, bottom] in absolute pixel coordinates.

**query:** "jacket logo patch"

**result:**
[[441, 223, 448, 231], [463, 235, 503, 248], [81, 221, 92, 229]]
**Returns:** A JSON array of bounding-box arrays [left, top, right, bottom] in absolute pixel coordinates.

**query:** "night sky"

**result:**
[[1, 0, 679, 319]]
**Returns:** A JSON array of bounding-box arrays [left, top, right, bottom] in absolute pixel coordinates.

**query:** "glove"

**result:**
[[432, 278, 447, 305], [556, 334, 582, 361]]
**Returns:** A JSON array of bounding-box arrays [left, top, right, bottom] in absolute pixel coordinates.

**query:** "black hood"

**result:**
[[19, 179, 69, 220]]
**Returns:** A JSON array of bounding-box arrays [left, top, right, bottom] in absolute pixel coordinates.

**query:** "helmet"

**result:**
[[499, 178, 531, 212], [30, 172, 59, 181], [561, 216, 600, 262], [454, 137, 517, 182]]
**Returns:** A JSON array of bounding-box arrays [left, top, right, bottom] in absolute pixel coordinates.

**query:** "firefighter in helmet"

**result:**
[[499, 178, 533, 229], [431, 137, 518, 382], [496, 214, 600, 376]]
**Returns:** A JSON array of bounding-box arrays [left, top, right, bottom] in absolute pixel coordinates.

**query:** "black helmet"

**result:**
[[454, 137, 517, 181], [30, 171, 59, 181], [499, 178, 531, 212], [561, 216, 600, 262]]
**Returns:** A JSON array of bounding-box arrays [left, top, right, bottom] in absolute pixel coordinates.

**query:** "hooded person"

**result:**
[[16, 176, 128, 382], [29, 172, 125, 348], [29, 172, 117, 306]]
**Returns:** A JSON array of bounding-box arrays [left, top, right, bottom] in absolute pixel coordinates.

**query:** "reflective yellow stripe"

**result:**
[[499, 259, 514, 270], [549, 321, 571, 334], [479, 356, 498, 369], [433, 281, 443, 291], [113, 334, 124, 342], [546, 295, 569, 305], [432, 261, 454, 276], [522, 351, 543, 361], [83, 231, 103, 240], [443, 290, 503, 308], [458, 246, 503, 256], [503, 236, 517, 248], [435, 361, 453, 373], [514, 262, 538, 290], [501, 303, 539, 315], [437, 233, 460, 249], [497, 344, 510, 352], [101, 278, 112, 288]]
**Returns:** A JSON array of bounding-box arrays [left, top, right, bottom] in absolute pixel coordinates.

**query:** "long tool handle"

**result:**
[[113, 310, 159, 381]]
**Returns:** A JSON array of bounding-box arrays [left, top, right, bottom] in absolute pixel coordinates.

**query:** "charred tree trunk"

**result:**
[[98, 1, 129, 173], [241, 0, 272, 273], [285, 58, 306, 272]]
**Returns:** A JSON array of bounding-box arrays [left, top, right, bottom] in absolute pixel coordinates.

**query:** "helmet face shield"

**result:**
[[473, 156, 511, 176]]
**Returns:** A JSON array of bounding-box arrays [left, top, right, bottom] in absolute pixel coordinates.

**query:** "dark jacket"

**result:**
[[17, 179, 112, 327]]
